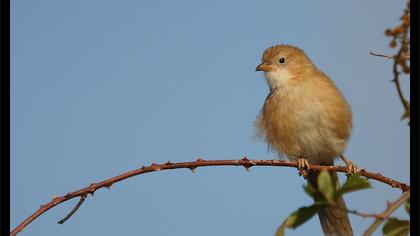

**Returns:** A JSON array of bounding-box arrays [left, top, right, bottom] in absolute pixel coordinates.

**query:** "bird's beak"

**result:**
[[255, 63, 273, 72]]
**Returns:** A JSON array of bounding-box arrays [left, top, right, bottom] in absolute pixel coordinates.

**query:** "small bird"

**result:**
[[255, 44, 357, 236]]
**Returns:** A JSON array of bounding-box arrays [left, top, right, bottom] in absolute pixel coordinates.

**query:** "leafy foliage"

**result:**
[[276, 171, 372, 235], [382, 218, 410, 236], [274, 202, 329, 236], [317, 171, 335, 203], [302, 184, 324, 202], [335, 174, 371, 199]]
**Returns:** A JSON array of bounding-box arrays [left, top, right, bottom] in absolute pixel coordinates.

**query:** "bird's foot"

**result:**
[[297, 158, 310, 179], [340, 154, 360, 176]]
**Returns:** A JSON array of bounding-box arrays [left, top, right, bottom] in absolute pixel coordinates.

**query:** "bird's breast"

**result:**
[[256, 85, 351, 164]]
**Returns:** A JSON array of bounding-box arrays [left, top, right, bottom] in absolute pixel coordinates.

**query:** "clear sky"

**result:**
[[11, 1, 410, 235]]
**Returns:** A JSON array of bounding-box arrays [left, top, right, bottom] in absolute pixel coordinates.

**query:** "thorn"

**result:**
[[150, 163, 161, 170], [165, 160, 173, 165], [105, 183, 113, 190], [141, 165, 145, 169], [89, 183, 97, 190], [243, 163, 253, 172], [196, 157, 204, 162], [241, 156, 250, 161], [87, 184, 96, 196], [40, 204, 45, 209], [189, 167, 197, 173]]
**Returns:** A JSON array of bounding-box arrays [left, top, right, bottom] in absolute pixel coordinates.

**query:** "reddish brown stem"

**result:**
[[392, 43, 410, 113], [10, 158, 410, 235]]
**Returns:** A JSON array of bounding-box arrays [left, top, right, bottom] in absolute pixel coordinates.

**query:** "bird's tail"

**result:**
[[307, 170, 353, 236]]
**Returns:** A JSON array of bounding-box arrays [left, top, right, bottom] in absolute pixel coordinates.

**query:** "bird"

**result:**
[[255, 44, 357, 236]]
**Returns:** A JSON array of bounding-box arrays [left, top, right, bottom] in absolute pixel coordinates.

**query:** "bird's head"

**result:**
[[256, 44, 315, 89]]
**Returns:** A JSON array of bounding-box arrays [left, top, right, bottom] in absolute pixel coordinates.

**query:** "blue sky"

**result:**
[[11, 1, 410, 235]]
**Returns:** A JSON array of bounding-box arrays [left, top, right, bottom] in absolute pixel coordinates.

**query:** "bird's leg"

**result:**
[[339, 154, 359, 176], [297, 157, 310, 179]]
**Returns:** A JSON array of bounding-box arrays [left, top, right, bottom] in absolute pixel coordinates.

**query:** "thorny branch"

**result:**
[[11, 158, 410, 236], [363, 191, 410, 236]]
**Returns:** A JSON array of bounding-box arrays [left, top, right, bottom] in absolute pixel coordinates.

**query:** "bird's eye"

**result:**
[[279, 58, 285, 63]]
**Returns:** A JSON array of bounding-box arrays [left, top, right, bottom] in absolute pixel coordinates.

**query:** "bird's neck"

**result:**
[[264, 68, 295, 90]]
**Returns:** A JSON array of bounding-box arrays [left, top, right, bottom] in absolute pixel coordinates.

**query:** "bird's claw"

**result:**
[[345, 162, 360, 176], [340, 155, 360, 176], [297, 158, 310, 179]]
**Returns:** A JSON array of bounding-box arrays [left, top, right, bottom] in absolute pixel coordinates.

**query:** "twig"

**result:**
[[363, 191, 410, 236], [369, 40, 410, 126], [10, 158, 410, 236], [347, 209, 387, 220], [369, 51, 394, 59], [57, 195, 86, 224], [392, 42, 410, 115], [369, 51, 409, 61], [334, 206, 388, 220]]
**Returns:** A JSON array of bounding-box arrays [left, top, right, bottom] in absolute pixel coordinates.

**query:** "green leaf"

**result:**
[[382, 218, 410, 236], [317, 171, 335, 203], [335, 174, 371, 199], [405, 197, 410, 215], [274, 203, 329, 236], [302, 184, 325, 202]]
